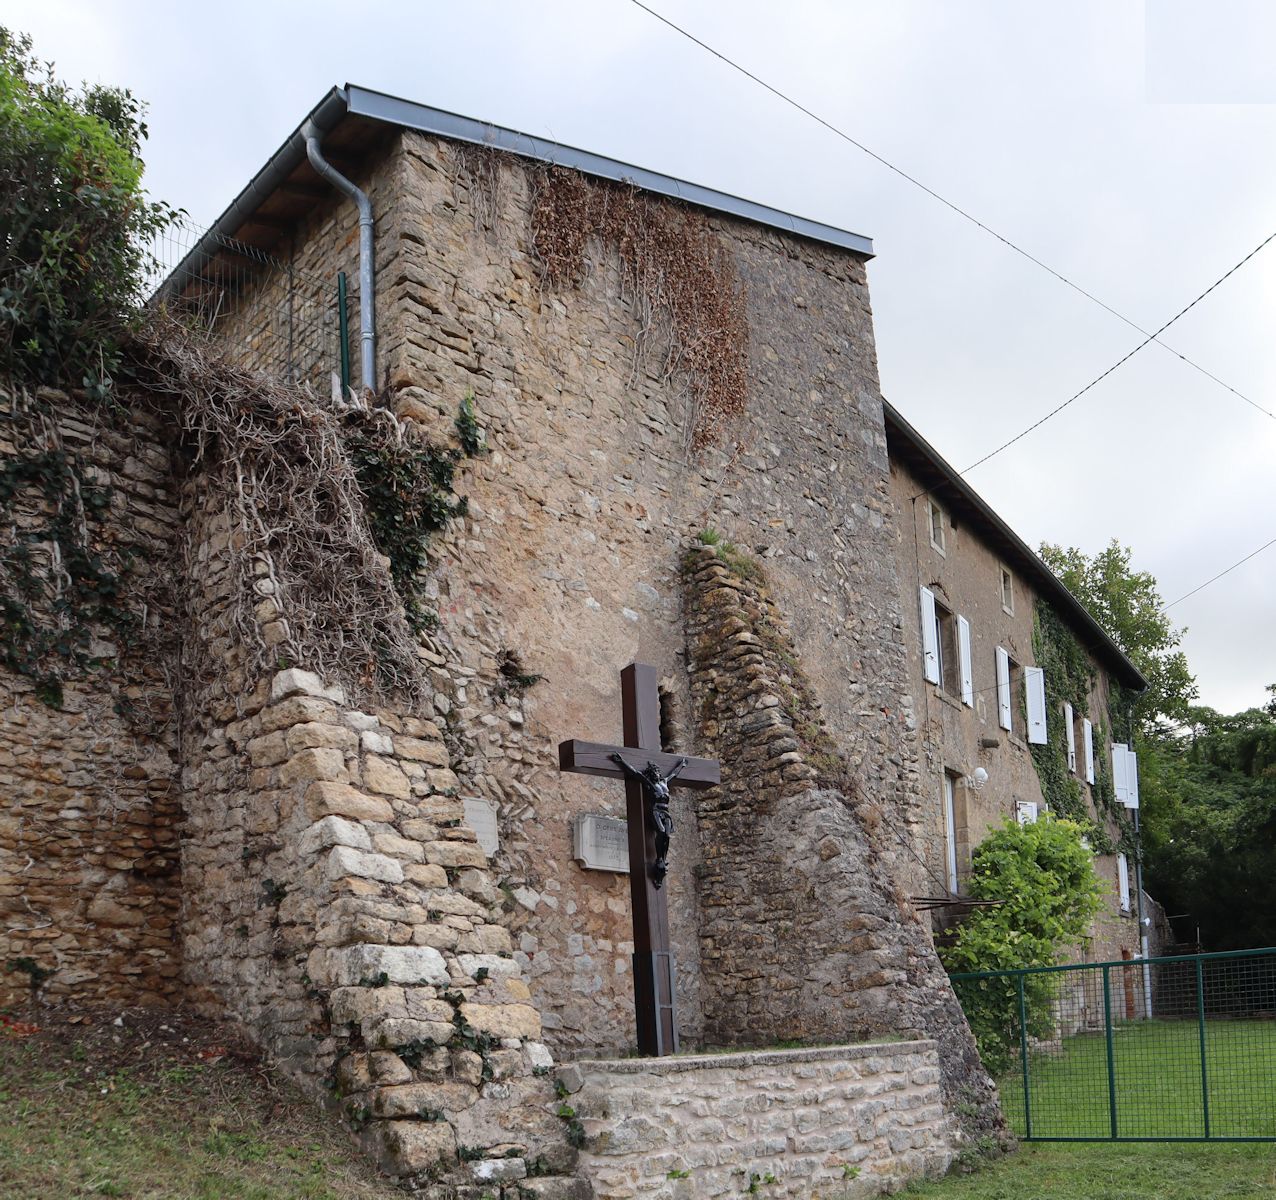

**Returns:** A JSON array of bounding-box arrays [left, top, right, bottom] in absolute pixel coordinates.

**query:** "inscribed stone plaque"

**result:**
[[462, 797, 500, 856], [572, 814, 630, 873]]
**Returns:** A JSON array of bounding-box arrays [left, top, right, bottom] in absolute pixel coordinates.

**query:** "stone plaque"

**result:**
[[573, 813, 630, 873], [462, 797, 500, 856]]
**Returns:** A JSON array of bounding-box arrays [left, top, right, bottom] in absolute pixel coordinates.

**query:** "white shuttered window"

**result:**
[[920, 587, 940, 685], [957, 615, 974, 707], [1064, 702, 1076, 771], [995, 647, 1012, 731], [1026, 667, 1048, 744], [1117, 852, 1131, 912], [1083, 718, 1095, 784]]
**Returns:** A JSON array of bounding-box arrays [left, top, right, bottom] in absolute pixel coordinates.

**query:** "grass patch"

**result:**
[[1001, 1019, 1276, 1139], [0, 1010, 399, 1199], [903, 1143, 1276, 1199]]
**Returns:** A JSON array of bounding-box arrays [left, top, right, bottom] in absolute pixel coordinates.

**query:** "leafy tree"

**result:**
[[1039, 539, 1197, 734], [942, 818, 1104, 1074], [0, 27, 174, 398]]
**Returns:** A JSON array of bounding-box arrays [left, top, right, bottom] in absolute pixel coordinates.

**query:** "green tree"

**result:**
[[942, 818, 1104, 1074], [1039, 539, 1197, 734], [0, 27, 174, 397]]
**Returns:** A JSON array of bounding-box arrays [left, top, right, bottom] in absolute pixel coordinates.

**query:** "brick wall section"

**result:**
[[562, 1041, 952, 1198], [682, 545, 1003, 1139], [0, 392, 182, 1009]]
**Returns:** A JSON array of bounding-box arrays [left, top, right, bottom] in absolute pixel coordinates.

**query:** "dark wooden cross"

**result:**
[[558, 663, 719, 1055]]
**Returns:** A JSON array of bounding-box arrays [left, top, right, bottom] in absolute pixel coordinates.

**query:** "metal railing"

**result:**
[[951, 948, 1276, 1141], [145, 216, 354, 394]]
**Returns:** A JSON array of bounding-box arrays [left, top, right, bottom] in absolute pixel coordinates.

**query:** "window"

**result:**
[[1016, 799, 1039, 826], [1117, 852, 1131, 912], [928, 498, 946, 555], [1082, 717, 1095, 784], [996, 647, 1025, 733], [999, 565, 1015, 615], [921, 588, 972, 701], [1025, 666, 1048, 744], [943, 772, 962, 895], [934, 598, 960, 696], [1064, 702, 1077, 772]]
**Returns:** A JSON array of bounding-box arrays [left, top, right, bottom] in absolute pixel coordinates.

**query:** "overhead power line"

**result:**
[[627, 0, 1276, 426], [962, 228, 1276, 474], [1163, 534, 1276, 611]]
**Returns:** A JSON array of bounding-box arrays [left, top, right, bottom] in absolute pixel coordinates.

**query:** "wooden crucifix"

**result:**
[[558, 663, 719, 1056]]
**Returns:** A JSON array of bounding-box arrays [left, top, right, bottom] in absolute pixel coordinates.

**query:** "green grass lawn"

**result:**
[[903, 1142, 1276, 1200], [999, 1019, 1276, 1139]]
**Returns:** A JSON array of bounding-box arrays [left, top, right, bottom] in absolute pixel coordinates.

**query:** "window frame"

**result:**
[[927, 498, 946, 556], [999, 564, 1015, 615]]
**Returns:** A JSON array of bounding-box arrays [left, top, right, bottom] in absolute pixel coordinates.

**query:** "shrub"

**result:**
[[0, 28, 175, 397], [941, 817, 1103, 1074]]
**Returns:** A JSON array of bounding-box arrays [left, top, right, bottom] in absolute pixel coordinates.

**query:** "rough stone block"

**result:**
[[460, 1002, 541, 1040], [457, 953, 521, 980], [367, 1118, 456, 1176], [371, 1017, 456, 1048], [371, 833, 426, 862], [404, 862, 450, 889], [469, 1157, 527, 1183], [315, 943, 450, 987], [372, 1080, 480, 1116], [330, 985, 407, 1025], [395, 736, 450, 766], [360, 729, 395, 755], [363, 755, 411, 799], [271, 668, 346, 704], [305, 782, 394, 822], [280, 747, 347, 787], [299, 815, 371, 856], [424, 840, 487, 869], [285, 722, 358, 754], [327, 845, 405, 884]]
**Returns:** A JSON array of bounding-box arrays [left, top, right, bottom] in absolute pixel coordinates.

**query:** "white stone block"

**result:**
[[299, 816, 371, 856], [271, 667, 345, 704], [318, 943, 450, 987], [326, 845, 404, 884], [525, 1041, 554, 1071], [343, 710, 381, 731], [457, 953, 520, 980], [361, 729, 395, 755]]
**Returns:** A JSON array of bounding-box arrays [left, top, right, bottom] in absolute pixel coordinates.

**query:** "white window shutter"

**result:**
[[920, 587, 940, 685], [1026, 667, 1048, 744], [1112, 743, 1129, 806], [1064, 702, 1076, 771], [1016, 800, 1039, 825], [995, 647, 1012, 731], [957, 615, 973, 706], [1126, 750, 1140, 810], [1083, 718, 1095, 784], [1117, 852, 1131, 911]]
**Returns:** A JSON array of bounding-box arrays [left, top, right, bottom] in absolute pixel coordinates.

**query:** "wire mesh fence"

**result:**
[[951, 948, 1276, 1141], [144, 216, 354, 394]]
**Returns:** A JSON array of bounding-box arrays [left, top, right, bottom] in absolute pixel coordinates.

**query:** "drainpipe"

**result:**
[[302, 119, 376, 391]]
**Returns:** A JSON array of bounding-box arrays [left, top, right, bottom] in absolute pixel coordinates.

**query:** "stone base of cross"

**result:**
[[558, 663, 719, 1055]]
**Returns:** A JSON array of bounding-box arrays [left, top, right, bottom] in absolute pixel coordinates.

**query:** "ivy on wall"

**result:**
[[1028, 602, 1131, 854]]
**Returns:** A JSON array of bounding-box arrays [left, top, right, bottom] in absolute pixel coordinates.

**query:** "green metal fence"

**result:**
[[951, 948, 1276, 1141]]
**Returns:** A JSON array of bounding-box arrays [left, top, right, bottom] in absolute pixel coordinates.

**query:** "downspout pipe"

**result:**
[[302, 119, 376, 391]]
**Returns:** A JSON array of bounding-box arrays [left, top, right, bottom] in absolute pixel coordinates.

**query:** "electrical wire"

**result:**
[[1162, 534, 1276, 611], [626, 0, 1276, 426]]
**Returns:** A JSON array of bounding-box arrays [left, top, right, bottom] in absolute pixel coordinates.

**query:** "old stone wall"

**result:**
[[682, 543, 1003, 1138], [563, 1041, 952, 1199], [0, 390, 182, 1010], [360, 131, 933, 1057]]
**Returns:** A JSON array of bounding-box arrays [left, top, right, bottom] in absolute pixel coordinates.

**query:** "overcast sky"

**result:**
[[12, 0, 1274, 715]]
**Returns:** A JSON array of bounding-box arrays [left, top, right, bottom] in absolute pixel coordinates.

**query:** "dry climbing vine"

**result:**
[[130, 321, 465, 707], [529, 165, 748, 450]]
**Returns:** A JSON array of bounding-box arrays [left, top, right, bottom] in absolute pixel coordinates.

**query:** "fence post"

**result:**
[[337, 272, 351, 394], [1017, 973, 1032, 1138], [1102, 964, 1118, 1138], [1196, 955, 1211, 1138]]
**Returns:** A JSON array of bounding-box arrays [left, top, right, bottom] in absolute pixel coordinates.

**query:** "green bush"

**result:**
[[0, 27, 174, 397], [941, 817, 1103, 1075]]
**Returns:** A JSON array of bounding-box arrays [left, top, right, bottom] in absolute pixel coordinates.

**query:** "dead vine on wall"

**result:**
[[130, 322, 432, 707], [529, 165, 749, 450]]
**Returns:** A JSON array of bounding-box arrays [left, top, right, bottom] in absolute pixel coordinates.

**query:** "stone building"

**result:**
[[0, 80, 1158, 1195], [884, 402, 1160, 976]]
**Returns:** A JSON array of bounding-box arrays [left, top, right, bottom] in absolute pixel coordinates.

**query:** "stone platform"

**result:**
[[559, 1040, 954, 1198]]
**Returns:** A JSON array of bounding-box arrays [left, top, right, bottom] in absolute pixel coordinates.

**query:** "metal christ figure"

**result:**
[[610, 752, 687, 888]]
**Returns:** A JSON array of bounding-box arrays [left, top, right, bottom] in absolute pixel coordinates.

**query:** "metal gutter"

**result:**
[[342, 85, 875, 258], [156, 86, 351, 302], [882, 398, 1148, 692]]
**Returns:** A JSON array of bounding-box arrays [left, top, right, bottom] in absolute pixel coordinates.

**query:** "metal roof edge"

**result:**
[[881, 399, 1148, 693], [342, 85, 874, 258]]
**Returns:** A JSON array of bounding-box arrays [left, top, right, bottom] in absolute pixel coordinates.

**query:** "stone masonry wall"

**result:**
[[176, 447, 580, 1191], [563, 1041, 952, 1199], [0, 390, 182, 1010], [362, 132, 934, 1056], [682, 543, 1003, 1139]]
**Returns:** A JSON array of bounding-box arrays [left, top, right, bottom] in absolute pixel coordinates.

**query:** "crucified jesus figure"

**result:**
[[610, 753, 688, 889]]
